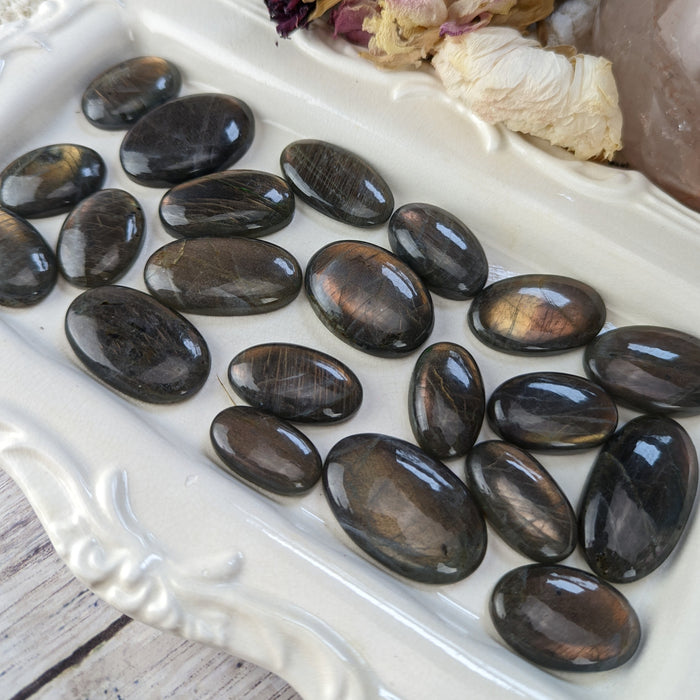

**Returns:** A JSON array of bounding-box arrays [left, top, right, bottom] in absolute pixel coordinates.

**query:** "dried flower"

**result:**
[[363, 0, 447, 68], [360, 0, 554, 69], [264, 0, 316, 37], [440, 0, 516, 37], [329, 0, 380, 46], [432, 27, 622, 159], [260, 0, 622, 160]]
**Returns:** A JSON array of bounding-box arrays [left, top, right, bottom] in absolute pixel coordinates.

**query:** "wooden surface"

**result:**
[[0, 469, 303, 699]]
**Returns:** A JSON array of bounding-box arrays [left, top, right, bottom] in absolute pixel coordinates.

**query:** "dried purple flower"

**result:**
[[329, 0, 379, 46], [264, 0, 315, 37]]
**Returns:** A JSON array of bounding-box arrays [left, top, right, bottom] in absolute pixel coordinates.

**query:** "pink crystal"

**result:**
[[593, 0, 700, 213]]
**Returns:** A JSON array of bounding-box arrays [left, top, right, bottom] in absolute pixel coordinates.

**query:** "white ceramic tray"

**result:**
[[2, 1, 700, 698]]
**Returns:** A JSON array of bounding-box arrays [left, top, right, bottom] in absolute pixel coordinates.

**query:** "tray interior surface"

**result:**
[[1, 2, 700, 699]]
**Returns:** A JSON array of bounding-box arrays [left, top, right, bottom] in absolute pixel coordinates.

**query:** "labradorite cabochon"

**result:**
[[465, 441, 576, 563], [228, 343, 362, 423], [82, 56, 182, 129], [280, 139, 393, 227], [210, 406, 322, 495], [120, 93, 254, 187], [159, 170, 294, 239], [388, 202, 488, 300], [144, 237, 301, 315], [305, 240, 434, 357], [578, 414, 698, 583], [323, 433, 487, 583], [65, 285, 210, 404], [487, 371, 618, 451], [491, 564, 641, 672], [409, 342, 485, 459], [468, 274, 605, 354], [58, 188, 145, 287], [0, 207, 57, 306], [0, 144, 106, 218], [584, 325, 700, 414]]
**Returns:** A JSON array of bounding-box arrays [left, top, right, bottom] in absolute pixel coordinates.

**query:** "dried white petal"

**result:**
[[432, 27, 622, 159]]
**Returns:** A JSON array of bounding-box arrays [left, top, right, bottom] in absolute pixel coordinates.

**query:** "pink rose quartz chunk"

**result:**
[[593, 0, 700, 212]]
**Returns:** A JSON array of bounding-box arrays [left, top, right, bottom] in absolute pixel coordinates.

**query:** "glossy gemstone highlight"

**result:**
[[211, 406, 322, 495], [305, 240, 434, 357], [159, 170, 294, 239], [579, 414, 698, 582], [82, 56, 181, 129], [0, 144, 106, 218], [58, 189, 145, 287], [120, 93, 254, 187], [0, 207, 57, 306], [65, 285, 210, 403], [491, 564, 641, 672], [280, 139, 393, 226], [468, 274, 605, 354], [324, 433, 487, 583], [228, 343, 362, 423], [144, 237, 301, 315]]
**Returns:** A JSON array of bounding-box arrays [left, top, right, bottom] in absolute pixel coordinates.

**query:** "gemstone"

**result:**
[[65, 285, 210, 403], [120, 93, 254, 187], [57, 189, 145, 287], [228, 343, 362, 423], [144, 237, 301, 315], [159, 170, 294, 239], [210, 406, 322, 495], [487, 371, 618, 451], [579, 414, 698, 583], [82, 56, 181, 130], [323, 433, 487, 583], [0, 207, 57, 306], [491, 564, 641, 672], [468, 274, 606, 354], [465, 441, 576, 562], [280, 139, 393, 226], [388, 202, 488, 300], [305, 240, 434, 357], [0, 144, 106, 218], [593, 0, 700, 213], [584, 325, 700, 414], [409, 342, 485, 459]]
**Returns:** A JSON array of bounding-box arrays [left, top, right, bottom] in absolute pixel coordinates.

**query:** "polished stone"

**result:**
[[491, 564, 641, 672], [280, 139, 393, 226], [305, 240, 434, 357], [388, 202, 488, 299], [0, 144, 106, 218], [323, 433, 487, 583], [468, 274, 605, 354], [120, 93, 254, 187], [579, 414, 698, 583], [409, 342, 484, 459], [144, 237, 301, 315], [210, 406, 322, 495], [584, 325, 700, 414], [159, 169, 294, 239], [82, 56, 181, 130], [465, 441, 576, 562], [228, 343, 362, 423], [0, 207, 56, 306], [65, 285, 210, 403], [487, 371, 618, 451], [57, 188, 144, 287]]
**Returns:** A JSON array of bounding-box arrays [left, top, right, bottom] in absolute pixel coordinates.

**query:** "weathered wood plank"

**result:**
[[0, 470, 303, 699], [37, 621, 303, 699], [0, 469, 121, 691]]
